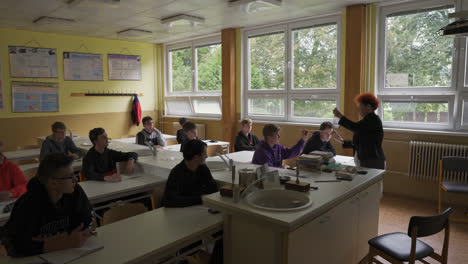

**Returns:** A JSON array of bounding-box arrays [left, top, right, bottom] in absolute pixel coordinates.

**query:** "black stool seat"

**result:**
[[368, 232, 434, 261], [441, 181, 468, 193]]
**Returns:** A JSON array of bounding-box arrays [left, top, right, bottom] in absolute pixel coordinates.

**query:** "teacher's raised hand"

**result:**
[[333, 108, 343, 119]]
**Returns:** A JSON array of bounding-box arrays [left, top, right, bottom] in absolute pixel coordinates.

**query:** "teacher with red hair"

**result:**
[[333, 93, 386, 169]]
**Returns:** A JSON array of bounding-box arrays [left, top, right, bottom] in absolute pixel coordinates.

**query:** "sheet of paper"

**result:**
[[39, 236, 103, 264]]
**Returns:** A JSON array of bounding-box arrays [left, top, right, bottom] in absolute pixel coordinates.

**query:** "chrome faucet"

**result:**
[[216, 153, 233, 170], [145, 141, 157, 157]]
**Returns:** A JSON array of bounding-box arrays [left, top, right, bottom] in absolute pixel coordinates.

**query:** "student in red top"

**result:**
[[0, 141, 28, 201]]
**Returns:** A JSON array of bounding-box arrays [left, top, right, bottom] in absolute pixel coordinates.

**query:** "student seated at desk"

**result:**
[[163, 140, 218, 208], [0, 141, 27, 201], [40, 121, 81, 161], [82, 128, 137, 182], [234, 118, 259, 152], [176, 117, 188, 144], [302, 121, 343, 156], [252, 124, 308, 168], [180, 121, 199, 152], [0, 153, 94, 257], [136, 116, 166, 148]]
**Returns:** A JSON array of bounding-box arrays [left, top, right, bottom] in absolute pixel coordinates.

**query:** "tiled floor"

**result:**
[[377, 194, 468, 264]]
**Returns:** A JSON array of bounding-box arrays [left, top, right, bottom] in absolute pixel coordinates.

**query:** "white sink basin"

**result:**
[[245, 189, 313, 212], [206, 161, 229, 171]]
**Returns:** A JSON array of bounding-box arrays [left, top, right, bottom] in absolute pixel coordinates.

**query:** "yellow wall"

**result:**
[[0, 28, 157, 118]]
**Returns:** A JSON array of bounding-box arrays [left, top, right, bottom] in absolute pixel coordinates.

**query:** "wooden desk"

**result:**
[[4, 206, 223, 264], [3, 149, 40, 161]]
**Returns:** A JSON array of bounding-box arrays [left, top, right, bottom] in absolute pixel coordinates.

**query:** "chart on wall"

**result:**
[[108, 54, 141, 80], [64, 52, 104, 81], [12, 82, 59, 112], [9, 46, 58, 78]]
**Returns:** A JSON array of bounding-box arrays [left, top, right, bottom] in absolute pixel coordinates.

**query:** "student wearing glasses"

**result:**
[[163, 139, 218, 208], [136, 116, 166, 148], [0, 141, 28, 201], [82, 128, 137, 182], [252, 124, 308, 168], [302, 121, 343, 156], [1, 153, 94, 257], [40, 122, 81, 161]]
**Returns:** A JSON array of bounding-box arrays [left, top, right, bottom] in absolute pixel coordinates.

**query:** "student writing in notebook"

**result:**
[[0, 153, 94, 257]]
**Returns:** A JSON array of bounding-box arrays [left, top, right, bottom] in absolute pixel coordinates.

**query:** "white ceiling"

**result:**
[[0, 0, 385, 44]]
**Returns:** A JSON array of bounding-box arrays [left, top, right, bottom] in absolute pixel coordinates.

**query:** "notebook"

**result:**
[[39, 236, 104, 264]]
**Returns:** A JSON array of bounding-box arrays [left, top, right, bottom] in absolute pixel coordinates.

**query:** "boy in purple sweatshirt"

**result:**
[[252, 124, 308, 168]]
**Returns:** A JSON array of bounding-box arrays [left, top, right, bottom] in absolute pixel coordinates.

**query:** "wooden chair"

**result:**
[[101, 202, 148, 225], [438, 156, 468, 223], [12, 145, 39, 165], [166, 139, 178, 146], [151, 185, 166, 209], [368, 208, 451, 264]]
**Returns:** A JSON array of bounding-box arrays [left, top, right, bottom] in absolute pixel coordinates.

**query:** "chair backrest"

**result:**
[[102, 202, 148, 225], [166, 139, 178, 146], [441, 156, 468, 172], [407, 208, 452, 238]]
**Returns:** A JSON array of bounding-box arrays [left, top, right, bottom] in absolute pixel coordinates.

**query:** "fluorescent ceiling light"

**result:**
[[228, 0, 281, 14], [117, 29, 152, 37], [33, 16, 75, 25], [161, 14, 205, 27]]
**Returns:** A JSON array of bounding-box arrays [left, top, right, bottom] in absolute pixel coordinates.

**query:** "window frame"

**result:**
[[376, 0, 464, 131], [165, 36, 222, 118], [378, 94, 455, 130], [242, 14, 342, 124]]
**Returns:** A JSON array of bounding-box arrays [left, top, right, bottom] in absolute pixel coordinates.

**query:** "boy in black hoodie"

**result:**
[[163, 139, 218, 207], [82, 128, 138, 182], [234, 118, 259, 152], [1, 153, 94, 257]]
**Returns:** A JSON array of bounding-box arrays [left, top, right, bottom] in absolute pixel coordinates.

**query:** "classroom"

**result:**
[[0, 0, 468, 263]]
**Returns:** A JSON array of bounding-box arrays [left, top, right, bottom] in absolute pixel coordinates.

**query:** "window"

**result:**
[[377, 0, 465, 131], [165, 36, 222, 118], [243, 15, 342, 123]]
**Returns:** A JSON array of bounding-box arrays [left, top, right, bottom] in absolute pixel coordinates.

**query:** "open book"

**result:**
[[39, 236, 104, 264]]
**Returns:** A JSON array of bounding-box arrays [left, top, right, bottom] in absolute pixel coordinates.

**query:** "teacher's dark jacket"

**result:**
[[338, 112, 385, 165]]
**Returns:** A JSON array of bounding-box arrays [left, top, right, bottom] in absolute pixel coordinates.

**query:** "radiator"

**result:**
[[409, 141, 468, 182]]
